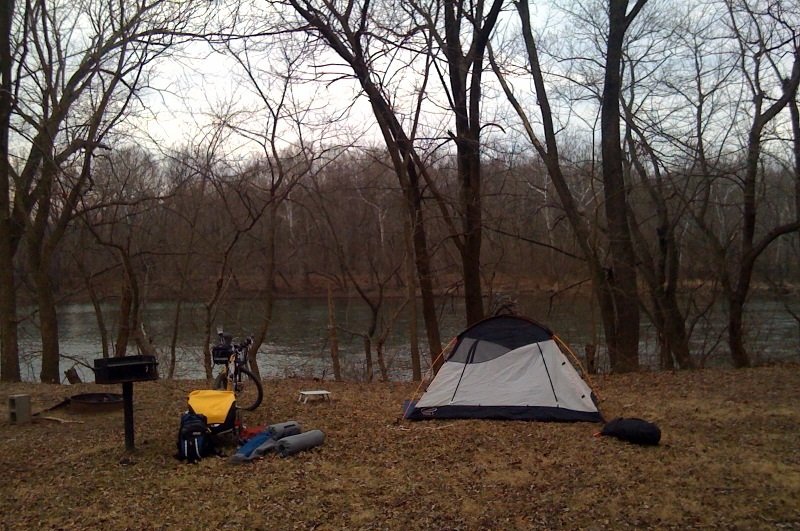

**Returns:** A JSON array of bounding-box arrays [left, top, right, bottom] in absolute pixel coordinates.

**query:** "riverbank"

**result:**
[[1, 365, 798, 529]]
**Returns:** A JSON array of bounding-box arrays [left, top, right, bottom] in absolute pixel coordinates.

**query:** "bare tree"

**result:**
[[408, 0, 505, 325], [636, 0, 800, 367], [158, 153, 204, 379], [622, 106, 695, 369], [303, 153, 407, 381], [596, 0, 649, 371], [608, 3, 697, 369], [282, 0, 445, 370], [218, 34, 316, 380], [718, 0, 800, 366], [3, 0, 208, 382], [489, 0, 646, 372], [76, 147, 171, 362], [183, 123, 276, 379], [71, 245, 114, 360]]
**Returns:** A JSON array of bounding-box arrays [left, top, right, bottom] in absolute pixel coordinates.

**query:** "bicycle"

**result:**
[[212, 330, 264, 411]]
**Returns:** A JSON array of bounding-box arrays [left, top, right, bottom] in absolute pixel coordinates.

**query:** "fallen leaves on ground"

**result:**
[[1, 365, 799, 530]]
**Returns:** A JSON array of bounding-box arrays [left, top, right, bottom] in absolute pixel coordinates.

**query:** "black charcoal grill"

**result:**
[[93, 355, 159, 452]]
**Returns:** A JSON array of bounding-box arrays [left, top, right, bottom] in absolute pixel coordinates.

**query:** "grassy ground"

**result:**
[[0, 365, 798, 530]]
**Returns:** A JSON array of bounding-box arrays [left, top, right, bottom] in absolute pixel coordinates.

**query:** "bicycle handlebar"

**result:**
[[215, 329, 253, 350], [236, 336, 253, 350]]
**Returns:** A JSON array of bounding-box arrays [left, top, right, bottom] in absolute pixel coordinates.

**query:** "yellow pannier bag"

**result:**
[[188, 390, 236, 427]]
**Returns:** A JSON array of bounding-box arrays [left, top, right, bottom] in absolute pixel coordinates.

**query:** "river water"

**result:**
[[16, 293, 800, 382]]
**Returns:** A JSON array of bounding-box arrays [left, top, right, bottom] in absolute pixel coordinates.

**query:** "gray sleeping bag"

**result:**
[[277, 429, 326, 457], [267, 421, 302, 439]]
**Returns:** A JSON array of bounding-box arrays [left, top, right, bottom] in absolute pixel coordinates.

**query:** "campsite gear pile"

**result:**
[[175, 390, 238, 463], [175, 389, 326, 464], [228, 421, 326, 463], [404, 315, 602, 422]]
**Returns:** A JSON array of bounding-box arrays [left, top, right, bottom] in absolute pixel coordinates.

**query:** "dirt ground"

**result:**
[[0, 365, 798, 530]]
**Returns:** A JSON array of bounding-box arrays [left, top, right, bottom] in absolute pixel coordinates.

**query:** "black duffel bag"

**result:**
[[599, 417, 661, 446]]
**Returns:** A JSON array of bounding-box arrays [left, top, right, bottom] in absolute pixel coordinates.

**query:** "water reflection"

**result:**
[[16, 294, 799, 382]]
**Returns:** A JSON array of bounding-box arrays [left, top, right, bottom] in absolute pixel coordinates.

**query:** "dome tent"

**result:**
[[404, 315, 602, 422]]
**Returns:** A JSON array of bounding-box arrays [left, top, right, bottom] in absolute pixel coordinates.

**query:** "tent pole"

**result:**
[[450, 341, 478, 403], [537, 343, 559, 405]]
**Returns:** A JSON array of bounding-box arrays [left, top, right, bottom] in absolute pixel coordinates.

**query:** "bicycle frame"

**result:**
[[212, 332, 263, 411], [218, 336, 249, 385]]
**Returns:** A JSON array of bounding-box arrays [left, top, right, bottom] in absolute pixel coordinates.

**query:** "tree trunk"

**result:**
[[600, 0, 641, 372], [79, 262, 110, 359], [791, 92, 800, 230], [404, 215, 422, 381], [203, 258, 234, 379], [202, 304, 217, 380], [168, 299, 183, 378], [405, 166, 443, 372], [115, 283, 133, 358], [88, 282, 110, 359], [37, 303, 60, 383], [0, 0, 19, 382], [648, 302, 673, 370], [134, 324, 158, 358], [250, 203, 283, 381], [791, 91, 800, 296], [363, 336, 373, 383], [663, 295, 692, 368], [327, 285, 342, 381], [376, 341, 388, 382], [30, 251, 60, 383], [459, 153, 484, 325], [728, 291, 750, 368], [0, 247, 18, 382]]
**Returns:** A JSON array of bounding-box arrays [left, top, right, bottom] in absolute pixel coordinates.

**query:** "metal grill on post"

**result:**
[[93, 356, 159, 452]]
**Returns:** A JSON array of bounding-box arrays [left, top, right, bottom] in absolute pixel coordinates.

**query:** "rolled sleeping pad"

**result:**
[[267, 421, 302, 440], [277, 429, 325, 457]]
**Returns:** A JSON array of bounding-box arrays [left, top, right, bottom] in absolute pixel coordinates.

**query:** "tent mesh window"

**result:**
[[447, 316, 553, 364]]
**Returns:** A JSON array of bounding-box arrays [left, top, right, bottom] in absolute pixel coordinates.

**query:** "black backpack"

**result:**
[[176, 411, 215, 463]]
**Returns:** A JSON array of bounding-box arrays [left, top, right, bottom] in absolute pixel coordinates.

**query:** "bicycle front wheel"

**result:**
[[213, 372, 228, 391], [234, 367, 263, 411]]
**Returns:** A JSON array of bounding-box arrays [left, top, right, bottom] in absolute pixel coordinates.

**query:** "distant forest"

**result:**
[[48, 147, 798, 301]]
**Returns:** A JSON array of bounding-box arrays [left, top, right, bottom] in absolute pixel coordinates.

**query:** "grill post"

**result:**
[[122, 381, 135, 452]]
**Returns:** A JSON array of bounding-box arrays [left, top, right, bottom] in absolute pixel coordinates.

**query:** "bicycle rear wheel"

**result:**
[[234, 367, 263, 411]]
